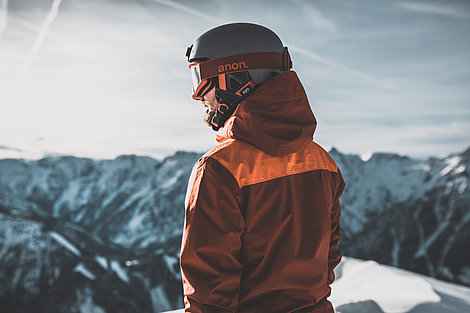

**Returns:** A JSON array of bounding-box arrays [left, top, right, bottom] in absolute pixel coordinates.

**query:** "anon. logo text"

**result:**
[[218, 61, 248, 73]]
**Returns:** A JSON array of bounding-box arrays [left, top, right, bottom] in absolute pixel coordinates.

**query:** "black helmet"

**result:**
[[186, 22, 292, 130]]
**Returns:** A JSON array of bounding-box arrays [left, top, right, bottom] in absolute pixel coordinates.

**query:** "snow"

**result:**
[[456, 177, 467, 194], [110, 260, 129, 283], [53, 180, 80, 216], [95, 256, 108, 270], [77, 287, 106, 313], [101, 190, 121, 209], [455, 164, 466, 174], [151, 285, 173, 312], [163, 255, 179, 279], [360, 152, 372, 162], [129, 213, 145, 230], [161, 257, 470, 313], [160, 169, 184, 190], [335, 151, 427, 235], [125, 259, 140, 267], [411, 163, 431, 172], [440, 156, 462, 176], [138, 234, 161, 248], [330, 147, 468, 238], [425, 274, 470, 305], [73, 263, 96, 280], [114, 185, 153, 225], [330, 257, 440, 312], [49, 231, 81, 256], [53, 180, 92, 216]]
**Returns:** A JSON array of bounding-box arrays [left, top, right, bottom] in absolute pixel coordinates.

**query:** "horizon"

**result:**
[[1, 143, 469, 163]]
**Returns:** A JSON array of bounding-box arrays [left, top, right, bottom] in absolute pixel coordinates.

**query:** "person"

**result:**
[[180, 23, 345, 313]]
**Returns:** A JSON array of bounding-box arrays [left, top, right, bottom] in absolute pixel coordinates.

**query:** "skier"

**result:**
[[180, 23, 345, 313]]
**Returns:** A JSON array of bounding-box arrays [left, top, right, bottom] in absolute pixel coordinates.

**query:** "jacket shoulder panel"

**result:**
[[185, 141, 240, 209], [208, 139, 339, 188]]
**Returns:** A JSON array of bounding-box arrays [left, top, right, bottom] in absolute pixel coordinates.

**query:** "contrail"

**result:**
[[15, 0, 63, 88], [149, 0, 397, 90], [0, 0, 7, 39], [150, 0, 225, 24], [287, 44, 398, 90]]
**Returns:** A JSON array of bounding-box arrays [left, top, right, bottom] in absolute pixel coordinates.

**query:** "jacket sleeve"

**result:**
[[180, 157, 244, 313], [327, 170, 345, 287]]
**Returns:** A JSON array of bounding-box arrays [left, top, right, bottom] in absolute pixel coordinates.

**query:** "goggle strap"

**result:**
[[211, 84, 259, 131], [235, 80, 257, 96], [199, 50, 291, 80], [193, 78, 215, 100], [218, 73, 226, 90]]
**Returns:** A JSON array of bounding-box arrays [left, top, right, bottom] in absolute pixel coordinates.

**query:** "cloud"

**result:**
[[288, 44, 398, 90], [15, 0, 63, 88], [2, 0, 468, 160], [150, 0, 225, 24], [291, 0, 337, 32], [150, 0, 394, 91], [0, 0, 7, 38], [397, 1, 470, 19]]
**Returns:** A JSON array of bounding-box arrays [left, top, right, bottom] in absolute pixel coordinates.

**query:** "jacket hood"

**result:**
[[216, 71, 317, 156]]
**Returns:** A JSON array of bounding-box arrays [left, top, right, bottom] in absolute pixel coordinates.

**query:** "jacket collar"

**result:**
[[216, 71, 317, 156]]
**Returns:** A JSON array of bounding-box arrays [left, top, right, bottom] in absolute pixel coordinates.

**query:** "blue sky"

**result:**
[[0, 0, 469, 160]]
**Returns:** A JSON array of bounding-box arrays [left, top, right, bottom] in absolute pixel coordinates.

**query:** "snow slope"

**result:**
[[162, 257, 470, 313]]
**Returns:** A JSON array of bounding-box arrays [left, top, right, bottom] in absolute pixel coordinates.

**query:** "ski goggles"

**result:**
[[189, 62, 202, 94], [188, 50, 292, 101], [189, 62, 214, 101]]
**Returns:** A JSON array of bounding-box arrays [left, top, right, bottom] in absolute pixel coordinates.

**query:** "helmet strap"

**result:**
[[211, 82, 258, 131]]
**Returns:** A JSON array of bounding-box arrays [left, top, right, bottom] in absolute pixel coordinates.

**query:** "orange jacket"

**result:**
[[180, 71, 345, 313]]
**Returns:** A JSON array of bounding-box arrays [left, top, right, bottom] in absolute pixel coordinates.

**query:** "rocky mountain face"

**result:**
[[0, 152, 201, 313], [0, 147, 469, 312], [330, 147, 470, 286]]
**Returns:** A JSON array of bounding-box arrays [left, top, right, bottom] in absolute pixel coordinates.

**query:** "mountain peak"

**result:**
[[369, 152, 410, 162]]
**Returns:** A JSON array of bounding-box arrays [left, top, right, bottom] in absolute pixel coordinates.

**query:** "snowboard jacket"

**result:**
[[180, 71, 345, 313]]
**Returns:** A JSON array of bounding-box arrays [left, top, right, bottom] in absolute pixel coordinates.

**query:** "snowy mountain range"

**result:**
[[0, 146, 469, 312], [330, 147, 470, 286]]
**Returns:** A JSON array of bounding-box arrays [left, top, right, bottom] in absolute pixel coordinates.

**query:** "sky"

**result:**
[[0, 0, 469, 160]]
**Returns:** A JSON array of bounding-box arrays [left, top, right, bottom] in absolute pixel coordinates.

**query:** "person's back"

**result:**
[[180, 23, 345, 313]]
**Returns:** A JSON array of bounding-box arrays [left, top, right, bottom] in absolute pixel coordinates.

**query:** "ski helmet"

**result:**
[[186, 22, 292, 131]]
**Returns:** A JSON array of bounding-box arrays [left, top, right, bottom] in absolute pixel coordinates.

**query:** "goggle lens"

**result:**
[[189, 63, 201, 95]]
